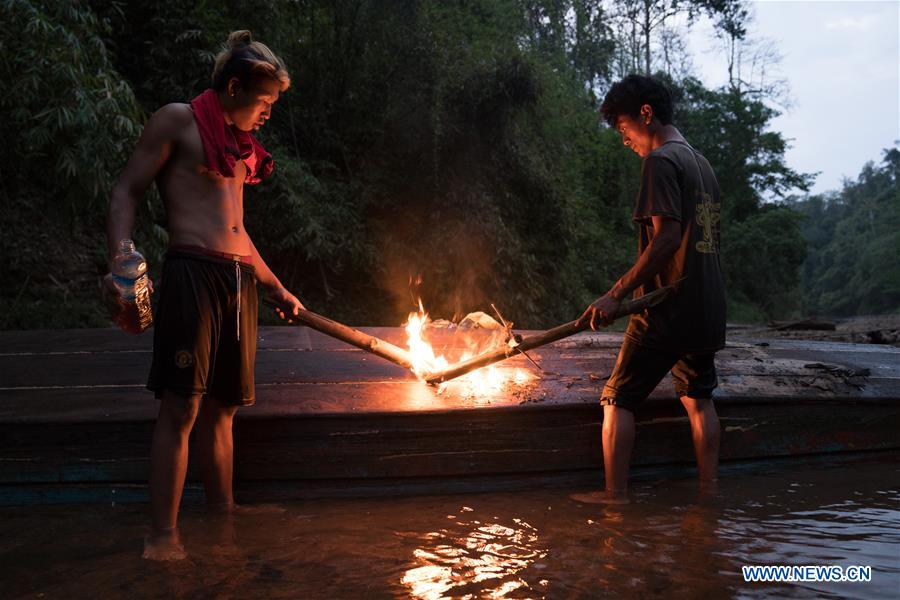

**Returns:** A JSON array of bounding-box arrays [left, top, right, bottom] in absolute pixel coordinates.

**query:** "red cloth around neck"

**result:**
[[190, 89, 274, 185]]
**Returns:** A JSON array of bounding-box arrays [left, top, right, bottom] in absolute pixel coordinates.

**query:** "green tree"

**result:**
[[0, 0, 146, 328], [671, 77, 813, 319], [1, 0, 807, 329], [793, 147, 900, 316]]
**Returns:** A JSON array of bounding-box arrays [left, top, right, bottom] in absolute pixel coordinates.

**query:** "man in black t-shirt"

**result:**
[[573, 75, 726, 505]]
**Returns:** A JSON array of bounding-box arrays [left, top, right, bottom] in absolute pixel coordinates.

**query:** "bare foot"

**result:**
[[143, 529, 187, 561], [697, 478, 719, 505], [569, 491, 630, 505], [699, 478, 718, 494]]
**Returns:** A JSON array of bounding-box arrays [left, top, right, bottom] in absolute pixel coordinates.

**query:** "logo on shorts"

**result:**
[[174, 350, 194, 369]]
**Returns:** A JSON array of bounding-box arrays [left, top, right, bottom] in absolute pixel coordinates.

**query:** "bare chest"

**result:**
[[164, 117, 246, 192]]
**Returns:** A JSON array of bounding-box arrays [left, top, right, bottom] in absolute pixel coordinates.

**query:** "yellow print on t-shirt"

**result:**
[[695, 191, 720, 254]]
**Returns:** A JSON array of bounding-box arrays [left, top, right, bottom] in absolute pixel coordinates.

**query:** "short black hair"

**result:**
[[600, 74, 674, 127]]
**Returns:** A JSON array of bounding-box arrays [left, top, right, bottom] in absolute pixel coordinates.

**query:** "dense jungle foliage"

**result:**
[[1, 0, 895, 329], [790, 149, 900, 318]]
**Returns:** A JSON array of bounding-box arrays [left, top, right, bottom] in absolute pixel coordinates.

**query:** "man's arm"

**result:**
[[104, 104, 191, 305], [580, 215, 681, 329], [106, 104, 190, 259], [247, 236, 306, 319]]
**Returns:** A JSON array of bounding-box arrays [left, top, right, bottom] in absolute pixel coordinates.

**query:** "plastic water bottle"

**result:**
[[111, 239, 153, 333]]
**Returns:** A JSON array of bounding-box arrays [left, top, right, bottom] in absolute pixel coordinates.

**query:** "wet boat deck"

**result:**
[[1, 326, 898, 504]]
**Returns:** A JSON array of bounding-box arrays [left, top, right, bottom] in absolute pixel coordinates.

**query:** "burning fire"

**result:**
[[405, 303, 450, 379], [404, 300, 535, 396]]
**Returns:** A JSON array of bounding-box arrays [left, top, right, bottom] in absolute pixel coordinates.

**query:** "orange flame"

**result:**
[[403, 300, 535, 397], [404, 300, 450, 379]]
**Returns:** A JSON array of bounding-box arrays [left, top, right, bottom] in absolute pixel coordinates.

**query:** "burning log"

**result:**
[[425, 285, 676, 385], [262, 298, 415, 370]]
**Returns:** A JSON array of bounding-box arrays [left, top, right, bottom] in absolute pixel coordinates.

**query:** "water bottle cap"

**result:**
[[119, 239, 135, 253]]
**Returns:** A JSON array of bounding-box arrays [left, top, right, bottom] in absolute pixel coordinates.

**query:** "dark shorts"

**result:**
[[147, 249, 258, 406], [600, 336, 718, 413]]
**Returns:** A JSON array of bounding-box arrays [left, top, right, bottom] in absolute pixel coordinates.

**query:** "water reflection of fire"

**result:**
[[401, 508, 548, 599], [403, 301, 535, 397]]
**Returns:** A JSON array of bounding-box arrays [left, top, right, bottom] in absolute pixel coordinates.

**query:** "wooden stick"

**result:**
[[425, 285, 676, 385], [262, 298, 414, 370]]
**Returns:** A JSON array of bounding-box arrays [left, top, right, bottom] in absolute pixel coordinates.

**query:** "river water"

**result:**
[[1, 453, 898, 599]]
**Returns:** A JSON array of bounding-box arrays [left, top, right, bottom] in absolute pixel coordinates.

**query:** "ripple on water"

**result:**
[[0, 454, 897, 598]]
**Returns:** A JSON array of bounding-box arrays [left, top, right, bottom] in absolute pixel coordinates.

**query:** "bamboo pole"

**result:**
[[425, 285, 676, 385], [262, 298, 414, 370]]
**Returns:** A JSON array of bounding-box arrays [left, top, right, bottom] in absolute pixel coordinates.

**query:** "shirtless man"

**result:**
[[104, 30, 303, 560]]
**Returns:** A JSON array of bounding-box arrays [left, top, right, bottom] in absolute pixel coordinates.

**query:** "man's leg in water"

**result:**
[[570, 404, 635, 505], [145, 390, 202, 560], [601, 404, 635, 499], [196, 396, 239, 511], [570, 339, 676, 505], [680, 395, 720, 485]]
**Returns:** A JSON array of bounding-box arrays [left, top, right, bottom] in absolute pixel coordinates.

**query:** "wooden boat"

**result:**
[[0, 326, 898, 505]]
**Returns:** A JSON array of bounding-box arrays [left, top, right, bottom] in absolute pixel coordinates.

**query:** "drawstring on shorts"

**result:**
[[235, 261, 241, 342]]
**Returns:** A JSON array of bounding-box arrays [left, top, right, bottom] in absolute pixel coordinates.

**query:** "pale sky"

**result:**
[[687, 0, 900, 196]]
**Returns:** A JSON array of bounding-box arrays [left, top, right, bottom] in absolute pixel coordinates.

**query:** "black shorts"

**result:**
[[600, 336, 718, 413], [147, 249, 258, 406]]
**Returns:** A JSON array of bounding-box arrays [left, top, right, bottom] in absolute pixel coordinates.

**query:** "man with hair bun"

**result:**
[[105, 30, 303, 560], [572, 74, 726, 505]]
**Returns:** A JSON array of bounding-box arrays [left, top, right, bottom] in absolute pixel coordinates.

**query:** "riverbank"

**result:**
[[729, 314, 900, 347]]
